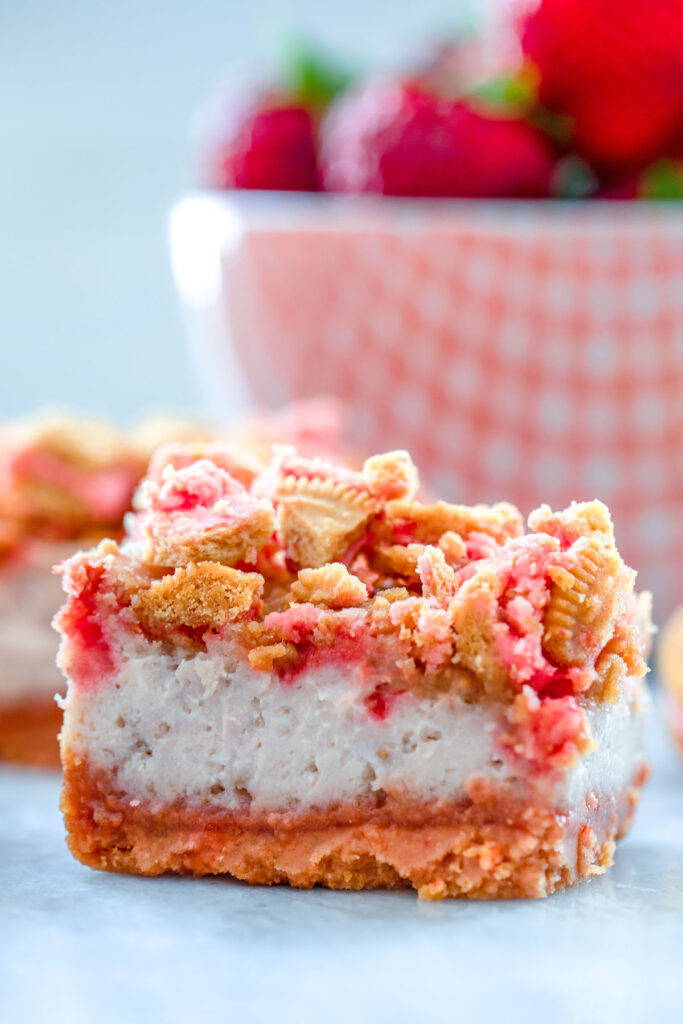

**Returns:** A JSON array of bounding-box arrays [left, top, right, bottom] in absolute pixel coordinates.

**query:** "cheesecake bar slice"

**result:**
[[56, 447, 651, 898]]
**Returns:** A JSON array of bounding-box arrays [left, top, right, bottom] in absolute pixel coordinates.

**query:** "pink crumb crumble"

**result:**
[[137, 458, 248, 514], [134, 459, 273, 550], [465, 531, 501, 561], [495, 628, 549, 688], [254, 445, 367, 501], [263, 605, 370, 684], [262, 603, 323, 645], [501, 685, 589, 773], [53, 560, 117, 691], [490, 533, 569, 692]]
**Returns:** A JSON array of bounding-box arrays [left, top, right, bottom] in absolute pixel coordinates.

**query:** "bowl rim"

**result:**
[[170, 190, 683, 239]]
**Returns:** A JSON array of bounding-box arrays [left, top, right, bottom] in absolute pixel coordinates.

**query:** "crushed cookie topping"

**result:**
[[362, 450, 419, 501], [275, 474, 376, 568], [383, 499, 524, 546], [417, 547, 457, 608], [528, 500, 614, 548], [373, 543, 426, 580], [133, 459, 276, 568], [57, 444, 649, 711], [543, 536, 626, 668], [289, 564, 368, 608], [146, 441, 263, 490], [438, 531, 468, 567], [0, 411, 223, 552], [0, 413, 139, 472], [133, 562, 263, 632]]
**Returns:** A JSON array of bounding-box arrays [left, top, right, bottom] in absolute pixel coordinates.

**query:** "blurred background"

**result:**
[[3, 0, 681, 613], [0, 0, 493, 422]]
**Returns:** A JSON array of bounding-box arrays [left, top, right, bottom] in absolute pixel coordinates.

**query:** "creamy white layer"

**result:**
[[0, 543, 73, 701], [60, 641, 649, 812]]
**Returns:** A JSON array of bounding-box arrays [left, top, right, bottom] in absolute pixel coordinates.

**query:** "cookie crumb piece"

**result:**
[[363, 450, 419, 501], [248, 641, 299, 672], [290, 563, 368, 609], [133, 562, 263, 631]]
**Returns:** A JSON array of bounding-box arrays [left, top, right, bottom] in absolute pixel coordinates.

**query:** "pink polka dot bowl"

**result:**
[[170, 193, 683, 615]]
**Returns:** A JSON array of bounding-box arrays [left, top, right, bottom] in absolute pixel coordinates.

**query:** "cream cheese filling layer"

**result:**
[[61, 642, 649, 813], [0, 543, 72, 701]]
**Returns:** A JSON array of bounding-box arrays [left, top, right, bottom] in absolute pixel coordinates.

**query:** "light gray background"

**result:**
[[0, 0, 487, 422]]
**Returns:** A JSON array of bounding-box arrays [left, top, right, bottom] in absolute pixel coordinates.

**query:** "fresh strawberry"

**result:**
[[320, 78, 556, 197], [520, 0, 683, 173], [205, 91, 318, 191]]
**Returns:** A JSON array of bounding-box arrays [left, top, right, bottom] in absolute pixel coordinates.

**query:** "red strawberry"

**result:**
[[320, 78, 555, 197], [521, 0, 683, 173], [204, 91, 318, 191]]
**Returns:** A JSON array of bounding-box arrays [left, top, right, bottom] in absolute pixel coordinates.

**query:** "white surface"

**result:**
[[2, 692, 683, 1024]]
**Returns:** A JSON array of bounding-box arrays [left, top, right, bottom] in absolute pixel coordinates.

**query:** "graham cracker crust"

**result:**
[[0, 694, 62, 769], [61, 754, 647, 899]]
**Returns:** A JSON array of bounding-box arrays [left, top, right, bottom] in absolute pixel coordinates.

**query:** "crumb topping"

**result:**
[[132, 562, 263, 633], [543, 536, 627, 667], [134, 460, 276, 568], [381, 499, 524, 547], [362, 450, 419, 501], [289, 564, 368, 608], [55, 445, 650, 755], [275, 474, 375, 568], [0, 413, 147, 541]]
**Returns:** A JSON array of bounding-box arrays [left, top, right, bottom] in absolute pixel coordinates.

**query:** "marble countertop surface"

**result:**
[[3, 693, 682, 1024]]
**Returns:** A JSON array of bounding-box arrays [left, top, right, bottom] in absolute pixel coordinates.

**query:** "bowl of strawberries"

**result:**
[[170, 0, 683, 615]]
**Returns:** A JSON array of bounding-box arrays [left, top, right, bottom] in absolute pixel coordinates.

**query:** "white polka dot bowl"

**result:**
[[170, 193, 683, 614]]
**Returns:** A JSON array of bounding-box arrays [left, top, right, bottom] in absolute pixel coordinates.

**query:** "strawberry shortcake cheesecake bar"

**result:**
[[56, 446, 651, 898]]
